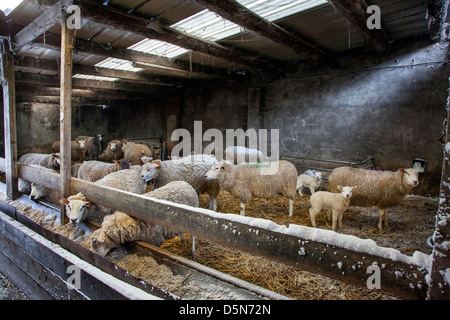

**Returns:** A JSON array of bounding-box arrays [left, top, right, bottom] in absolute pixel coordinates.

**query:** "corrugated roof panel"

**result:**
[[73, 74, 119, 81], [95, 57, 144, 72], [128, 38, 189, 58]]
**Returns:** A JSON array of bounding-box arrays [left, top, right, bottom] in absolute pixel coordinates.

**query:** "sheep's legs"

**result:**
[[240, 202, 246, 216], [288, 199, 294, 217], [309, 207, 321, 227], [209, 197, 218, 211], [190, 236, 196, 257], [378, 208, 388, 231]]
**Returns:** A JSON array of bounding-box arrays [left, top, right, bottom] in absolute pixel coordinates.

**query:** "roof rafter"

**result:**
[[192, 0, 329, 60], [327, 0, 389, 52]]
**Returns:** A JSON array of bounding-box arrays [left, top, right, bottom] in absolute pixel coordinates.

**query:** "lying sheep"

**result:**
[[75, 135, 103, 160], [18, 153, 60, 170], [90, 181, 199, 256], [51, 140, 86, 163], [29, 183, 60, 205], [309, 185, 357, 231], [71, 163, 83, 177], [296, 170, 323, 196], [141, 154, 220, 211], [223, 146, 267, 164], [328, 167, 420, 230], [77, 159, 130, 182], [205, 160, 298, 216], [122, 142, 152, 165], [60, 169, 145, 224]]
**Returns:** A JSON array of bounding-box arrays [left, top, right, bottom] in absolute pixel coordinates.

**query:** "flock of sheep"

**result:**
[[16, 139, 423, 257]]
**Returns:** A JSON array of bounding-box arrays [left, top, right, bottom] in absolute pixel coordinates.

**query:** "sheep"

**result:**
[[77, 159, 130, 182], [141, 154, 220, 211], [328, 166, 421, 230], [122, 142, 152, 165], [99, 139, 124, 161], [296, 170, 323, 196], [90, 181, 199, 257], [51, 140, 86, 163], [60, 169, 145, 224], [223, 146, 268, 164], [29, 183, 60, 205], [309, 186, 357, 231], [75, 135, 103, 160], [205, 160, 298, 216], [18, 153, 60, 170], [71, 163, 82, 177]]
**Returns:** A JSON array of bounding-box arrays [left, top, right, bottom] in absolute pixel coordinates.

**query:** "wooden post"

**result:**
[[0, 40, 18, 200], [427, 81, 450, 299], [59, 23, 76, 225]]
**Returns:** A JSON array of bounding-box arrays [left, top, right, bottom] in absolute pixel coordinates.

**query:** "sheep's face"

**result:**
[[29, 183, 45, 201], [109, 142, 118, 151], [60, 198, 94, 224], [141, 161, 161, 183], [91, 229, 114, 256], [338, 185, 357, 199], [77, 140, 86, 150], [401, 168, 420, 188], [205, 163, 226, 181], [314, 171, 323, 181]]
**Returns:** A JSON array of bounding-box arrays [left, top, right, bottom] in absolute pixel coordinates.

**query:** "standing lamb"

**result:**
[[296, 170, 323, 196], [205, 160, 298, 216], [309, 185, 357, 231], [60, 169, 145, 224], [328, 167, 420, 230], [223, 146, 268, 164], [122, 142, 152, 165], [99, 139, 124, 161], [90, 181, 199, 257], [141, 154, 220, 211], [77, 159, 130, 182], [75, 135, 103, 160]]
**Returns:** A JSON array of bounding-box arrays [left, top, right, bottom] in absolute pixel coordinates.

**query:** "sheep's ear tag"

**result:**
[[101, 234, 107, 241], [59, 198, 68, 205], [87, 202, 96, 207], [399, 168, 405, 174]]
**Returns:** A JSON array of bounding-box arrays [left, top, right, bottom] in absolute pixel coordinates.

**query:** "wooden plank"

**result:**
[[59, 23, 76, 225], [16, 164, 429, 299], [0, 40, 19, 200], [427, 0, 450, 42], [427, 80, 450, 299]]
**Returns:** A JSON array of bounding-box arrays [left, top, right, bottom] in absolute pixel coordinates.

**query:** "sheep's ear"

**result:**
[[337, 185, 343, 190], [87, 202, 96, 207], [152, 160, 162, 168], [59, 198, 68, 205], [313, 170, 316, 174], [399, 168, 405, 174]]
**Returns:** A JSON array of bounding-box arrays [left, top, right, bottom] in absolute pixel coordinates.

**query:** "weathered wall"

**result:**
[[261, 41, 449, 196]]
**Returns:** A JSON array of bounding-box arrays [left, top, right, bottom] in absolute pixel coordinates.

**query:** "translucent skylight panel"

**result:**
[[73, 74, 119, 81], [95, 57, 144, 72], [0, 0, 25, 15], [128, 38, 189, 59]]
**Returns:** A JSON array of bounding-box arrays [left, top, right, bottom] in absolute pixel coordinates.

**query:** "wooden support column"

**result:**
[[0, 40, 18, 200], [59, 23, 76, 225], [427, 81, 450, 299]]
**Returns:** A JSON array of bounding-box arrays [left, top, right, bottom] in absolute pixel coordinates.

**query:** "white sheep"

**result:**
[[141, 154, 220, 211], [296, 170, 323, 196], [77, 159, 130, 182], [223, 146, 267, 164], [328, 167, 420, 230], [205, 160, 298, 216], [60, 169, 145, 224], [90, 181, 199, 257], [309, 185, 357, 231], [29, 182, 60, 205], [18, 153, 60, 170]]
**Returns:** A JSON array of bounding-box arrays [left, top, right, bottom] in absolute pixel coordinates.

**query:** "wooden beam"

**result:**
[[427, 0, 450, 42], [13, 0, 73, 49], [427, 80, 450, 299], [59, 23, 76, 225], [328, 0, 389, 52], [0, 40, 19, 200], [77, 0, 275, 70], [192, 0, 328, 60]]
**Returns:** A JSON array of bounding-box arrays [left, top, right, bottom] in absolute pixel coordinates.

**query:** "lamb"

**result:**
[[77, 159, 130, 182], [18, 153, 60, 170], [75, 135, 103, 160], [90, 181, 199, 256], [309, 186, 357, 231], [122, 142, 152, 165], [60, 169, 145, 224], [99, 139, 124, 161], [51, 140, 86, 163], [141, 154, 220, 211], [205, 160, 298, 216], [223, 146, 267, 164], [328, 166, 421, 230], [296, 170, 323, 196]]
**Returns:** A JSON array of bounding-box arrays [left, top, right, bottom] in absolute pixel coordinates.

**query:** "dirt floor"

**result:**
[[2, 185, 438, 300]]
